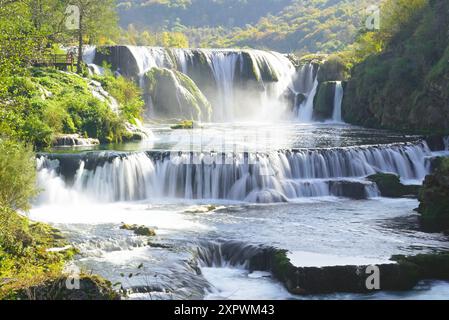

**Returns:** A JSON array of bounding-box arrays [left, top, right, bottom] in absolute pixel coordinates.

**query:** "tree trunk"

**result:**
[[76, 14, 83, 74]]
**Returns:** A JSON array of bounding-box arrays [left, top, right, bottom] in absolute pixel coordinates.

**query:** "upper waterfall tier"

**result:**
[[36, 141, 431, 204], [84, 46, 345, 123]]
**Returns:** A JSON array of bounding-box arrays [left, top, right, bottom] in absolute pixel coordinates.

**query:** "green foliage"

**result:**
[[117, 0, 374, 54], [343, 0, 449, 133], [1, 68, 138, 147], [93, 72, 144, 124], [0, 139, 38, 212]]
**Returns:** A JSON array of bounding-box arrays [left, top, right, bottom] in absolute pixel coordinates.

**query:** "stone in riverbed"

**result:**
[[120, 224, 156, 237], [367, 173, 420, 198]]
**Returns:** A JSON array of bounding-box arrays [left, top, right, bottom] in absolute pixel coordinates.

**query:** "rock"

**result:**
[[196, 241, 449, 296], [313, 81, 337, 121], [93, 46, 141, 81], [417, 158, 449, 231], [120, 224, 156, 237], [145, 67, 212, 121], [317, 55, 348, 82], [171, 120, 194, 130], [425, 135, 447, 152], [329, 180, 370, 200], [367, 173, 420, 198], [16, 274, 120, 300], [123, 120, 153, 141], [249, 248, 449, 295], [184, 205, 220, 214], [52, 134, 100, 147]]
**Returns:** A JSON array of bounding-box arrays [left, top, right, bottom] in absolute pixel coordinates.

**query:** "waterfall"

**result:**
[[332, 81, 344, 123], [84, 46, 301, 122], [125, 46, 168, 87], [83, 46, 104, 75], [36, 141, 431, 204], [296, 74, 319, 122], [444, 136, 449, 150], [204, 50, 239, 121], [294, 63, 315, 94]]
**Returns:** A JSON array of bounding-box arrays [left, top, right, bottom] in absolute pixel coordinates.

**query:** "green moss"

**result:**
[[171, 120, 194, 130], [145, 67, 212, 121]]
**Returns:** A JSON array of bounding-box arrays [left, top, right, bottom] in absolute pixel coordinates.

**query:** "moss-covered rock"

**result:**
[[367, 173, 420, 198], [14, 274, 120, 300], [120, 224, 156, 237], [170, 120, 194, 130], [317, 55, 348, 82], [392, 253, 449, 280], [145, 67, 212, 121], [248, 248, 420, 295], [313, 81, 336, 121], [417, 157, 449, 231]]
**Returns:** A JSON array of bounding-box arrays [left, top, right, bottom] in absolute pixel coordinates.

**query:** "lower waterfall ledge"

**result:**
[[196, 241, 449, 296], [250, 249, 449, 295]]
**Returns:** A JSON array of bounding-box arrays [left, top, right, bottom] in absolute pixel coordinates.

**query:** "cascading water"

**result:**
[[83, 46, 302, 122], [83, 46, 104, 75], [204, 50, 239, 121], [36, 141, 431, 204], [296, 75, 319, 122], [332, 81, 344, 123], [125, 46, 167, 87]]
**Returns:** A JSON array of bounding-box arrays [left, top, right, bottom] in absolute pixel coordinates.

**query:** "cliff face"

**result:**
[[343, 0, 449, 133]]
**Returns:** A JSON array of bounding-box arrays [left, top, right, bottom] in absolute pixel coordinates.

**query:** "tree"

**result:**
[[0, 0, 34, 97], [71, 0, 119, 73], [0, 139, 38, 211]]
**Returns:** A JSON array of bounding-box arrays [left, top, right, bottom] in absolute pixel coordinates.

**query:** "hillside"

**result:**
[[343, 0, 449, 133], [117, 0, 376, 54]]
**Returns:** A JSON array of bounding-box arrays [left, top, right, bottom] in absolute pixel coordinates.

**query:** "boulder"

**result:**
[[418, 158, 449, 231], [313, 81, 337, 121], [329, 180, 370, 200], [367, 173, 420, 198], [120, 224, 157, 237]]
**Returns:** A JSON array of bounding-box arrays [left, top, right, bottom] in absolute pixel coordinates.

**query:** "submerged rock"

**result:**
[[120, 224, 157, 237], [418, 158, 449, 231], [171, 120, 194, 130], [145, 67, 212, 121], [367, 173, 420, 198]]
